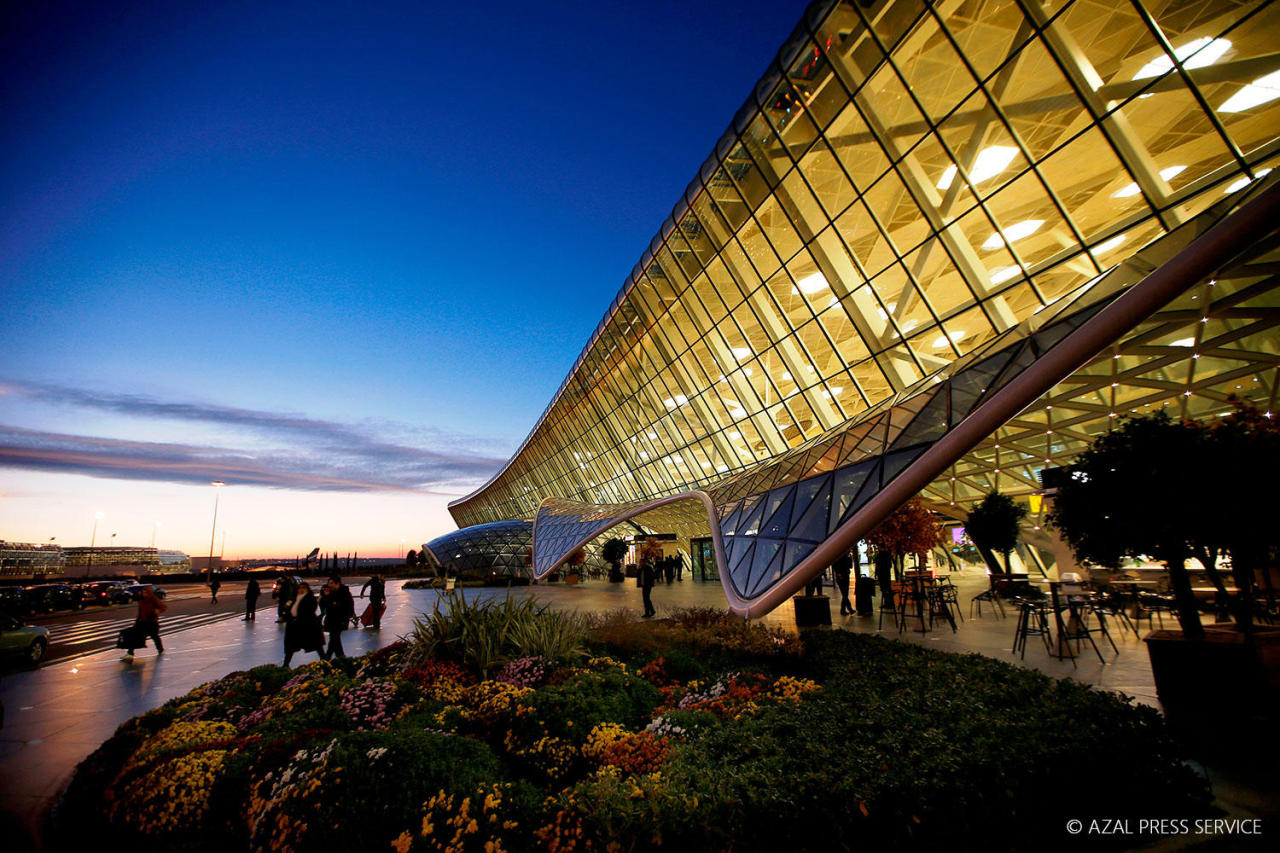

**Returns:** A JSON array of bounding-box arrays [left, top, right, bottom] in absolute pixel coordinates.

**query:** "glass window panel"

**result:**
[[780, 167, 828, 234], [900, 243, 977, 318], [945, 0, 1032, 82], [835, 200, 896, 277], [981, 170, 1075, 268], [763, 79, 820, 153], [893, 12, 974, 123], [873, 0, 928, 55], [827, 103, 893, 191], [752, 196, 803, 267], [1035, 126, 1143, 243], [816, 302, 873, 367], [861, 62, 930, 157], [996, 36, 1085, 163], [797, 139, 858, 218], [850, 358, 895, 405], [864, 169, 930, 261]]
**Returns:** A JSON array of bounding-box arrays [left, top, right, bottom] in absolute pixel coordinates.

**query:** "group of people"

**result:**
[[120, 572, 388, 666], [279, 573, 386, 666]]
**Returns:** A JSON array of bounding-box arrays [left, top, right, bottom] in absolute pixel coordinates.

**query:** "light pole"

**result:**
[[151, 521, 161, 549], [86, 512, 104, 577], [400, 538, 406, 560], [207, 481, 224, 579], [220, 529, 227, 559]]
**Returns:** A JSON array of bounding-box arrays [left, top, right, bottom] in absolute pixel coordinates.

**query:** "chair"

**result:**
[[877, 584, 902, 632], [971, 575, 1006, 619], [936, 578, 964, 623], [1011, 598, 1053, 659]]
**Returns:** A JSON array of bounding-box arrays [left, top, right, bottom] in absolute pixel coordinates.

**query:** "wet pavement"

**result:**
[[0, 572, 1256, 850]]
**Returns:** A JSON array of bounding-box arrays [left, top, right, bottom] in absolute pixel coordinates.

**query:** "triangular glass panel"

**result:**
[[745, 539, 784, 597], [1027, 318, 1074, 356], [836, 458, 884, 528], [719, 501, 744, 535], [730, 539, 756, 581], [949, 348, 1016, 416], [782, 540, 817, 576], [793, 473, 828, 516], [880, 446, 926, 489], [761, 486, 798, 538], [987, 342, 1036, 398], [891, 388, 950, 450], [738, 494, 768, 536], [830, 461, 876, 533], [788, 474, 833, 543]]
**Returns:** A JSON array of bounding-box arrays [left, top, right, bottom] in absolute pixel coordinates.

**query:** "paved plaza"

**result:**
[[0, 574, 1270, 850]]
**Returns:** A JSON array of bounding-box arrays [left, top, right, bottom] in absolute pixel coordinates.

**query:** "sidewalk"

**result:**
[[0, 574, 1164, 850]]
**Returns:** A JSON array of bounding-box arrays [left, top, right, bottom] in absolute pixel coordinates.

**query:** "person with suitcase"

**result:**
[[321, 575, 355, 660], [121, 586, 166, 661], [359, 573, 386, 629]]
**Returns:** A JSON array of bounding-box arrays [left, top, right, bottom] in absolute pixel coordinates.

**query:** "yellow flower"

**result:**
[[392, 830, 413, 853]]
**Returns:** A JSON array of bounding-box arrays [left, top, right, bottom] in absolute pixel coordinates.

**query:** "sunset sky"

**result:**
[[0, 0, 806, 557]]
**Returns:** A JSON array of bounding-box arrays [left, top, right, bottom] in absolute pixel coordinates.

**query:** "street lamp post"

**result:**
[[86, 512, 104, 578], [207, 481, 225, 580], [151, 521, 161, 549], [220, 529, 227, 559]]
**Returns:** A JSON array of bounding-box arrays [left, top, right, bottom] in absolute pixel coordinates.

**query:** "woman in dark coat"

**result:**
[[283, 581, 324, 666]]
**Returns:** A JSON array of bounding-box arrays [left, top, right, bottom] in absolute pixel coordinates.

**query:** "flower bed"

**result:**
[[58, 599, 1211, 851]]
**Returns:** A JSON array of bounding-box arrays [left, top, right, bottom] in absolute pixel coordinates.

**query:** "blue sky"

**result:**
[[0, 0, 809, 556]]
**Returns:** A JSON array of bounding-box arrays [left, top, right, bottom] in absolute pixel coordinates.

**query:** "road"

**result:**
[[25, 579, 374, 664]]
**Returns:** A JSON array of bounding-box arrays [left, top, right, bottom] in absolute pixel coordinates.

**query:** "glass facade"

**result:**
[[448, 0, 1280, 615]]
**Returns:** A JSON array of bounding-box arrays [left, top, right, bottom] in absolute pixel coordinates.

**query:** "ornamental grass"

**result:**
[[58, 599, 1212, 852]]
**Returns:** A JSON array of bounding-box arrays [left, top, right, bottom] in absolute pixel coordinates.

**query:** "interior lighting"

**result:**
[[936, 145, 1018, 190], [989, 266, 1023, 284], [1170, 337, 1195, 347], [793, 272, 828, 294], [1132, 37, 1232, 81], [875, 302, 898, 320], [1219, 69, 1280, 113], [647, 432, 658, 439], [639, 451, 649, 459], [781, 371, 792, 381], [1094, 234, 1127, 254], [1112, 166, 1185, 198], [982, 219, 1043, 250], [729, 407, 748, 418], [728, 431, 742, 439], [716, 464, 729, 472], [701, 461, 712, 469], [931, 329, 967, 348], [1224, 168, 1273, 193], [731, 347, 753, 360], [662, 394, 688, 408]]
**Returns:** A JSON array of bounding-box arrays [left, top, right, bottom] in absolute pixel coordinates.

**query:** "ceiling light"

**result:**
[[936, 145, 1018, 190], [731, 347, 752, 360], [647, 432, 658, 439], [982, 220, 1043, 250], [729, 407, 747, 418], [1094, 234, 1126, 254], [989, 266, 1023, 284], [794, 272, 827, 294], [1218, 69, 1280, 112], [662, 394, 688, 409], [1170, 337, 1195, 347], [728, 431, 741, 439], [716, 464, 729, 473], [639, 451, 649, 459], [931, 329, 967, 348], [1132, 37, 1232, 81], [1224, 167, 1273, 194], [781, 371, 792, 381]]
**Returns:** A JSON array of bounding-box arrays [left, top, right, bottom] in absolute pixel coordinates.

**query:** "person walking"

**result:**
[[244, 577, 260, 621], [275, 574, 295, 623], [832, 550, 854, 616], [321, 575, 355, 660], [675, 552, 684, 582], [283, 581, 323, 667], [640, 557, 657, 618], [209, 577, 220, 604], [359, 573, 386, 629], [122, 586, 166, 661]]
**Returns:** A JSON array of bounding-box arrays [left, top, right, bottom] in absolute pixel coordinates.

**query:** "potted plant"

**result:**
[[564, 548, 585, 584], [1048, 403, 1280, 737], [602, 537, 627, 583]]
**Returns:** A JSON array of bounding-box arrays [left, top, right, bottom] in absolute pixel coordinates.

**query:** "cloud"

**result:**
[[0, 381, 510, 492]]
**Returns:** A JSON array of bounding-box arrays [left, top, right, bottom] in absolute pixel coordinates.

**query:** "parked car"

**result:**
[[0, 587, 32, 618], [22, 583, 84, 614], [0, 612, 50, 666], [123, 583, 167, 601], [80, 581, 134, 606]]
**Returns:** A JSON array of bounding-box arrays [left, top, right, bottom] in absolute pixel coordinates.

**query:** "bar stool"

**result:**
[[1056, 598, 1110, 663], [877, 585, 902, 632], [936, 578, 964, 623], [1011, 598, 1053, 659]]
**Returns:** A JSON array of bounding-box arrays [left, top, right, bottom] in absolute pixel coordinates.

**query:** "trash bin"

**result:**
[[855, 576, 876, 615]]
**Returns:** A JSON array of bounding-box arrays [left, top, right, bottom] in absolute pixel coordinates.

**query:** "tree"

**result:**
[[1047, 409, 1261, 639], [965, 492, 1029, 575], [866, 499, 944, 579], [602, 537, 627, 583]]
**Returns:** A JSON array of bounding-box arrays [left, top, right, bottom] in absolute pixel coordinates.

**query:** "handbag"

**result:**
[[116, 624, 147, 649]]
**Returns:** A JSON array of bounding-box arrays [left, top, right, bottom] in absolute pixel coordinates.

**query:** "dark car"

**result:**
[[0, 587, 32, 618], [123, 583, 167, 601], [81, 581, 134, 606], [23, 583, 84, 614], [0, 612, 49, 667]]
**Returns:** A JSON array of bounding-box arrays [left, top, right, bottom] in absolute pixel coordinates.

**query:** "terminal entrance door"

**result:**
[[691, 537, 717, 581]]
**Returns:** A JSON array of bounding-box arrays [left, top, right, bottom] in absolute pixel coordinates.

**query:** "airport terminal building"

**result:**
[[434, 0, 1280, 617]]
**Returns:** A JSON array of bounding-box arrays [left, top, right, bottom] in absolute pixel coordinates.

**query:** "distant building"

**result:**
[[0, 542, 66, 578], [63, 546, 161, 568]]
